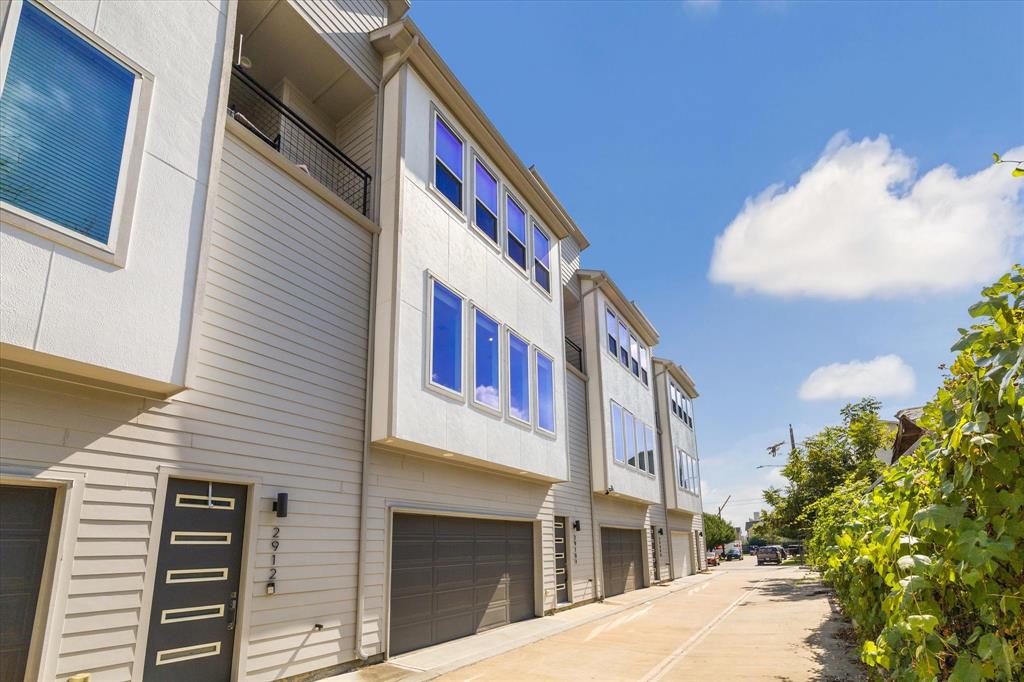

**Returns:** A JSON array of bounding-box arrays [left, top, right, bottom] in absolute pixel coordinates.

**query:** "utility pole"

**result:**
[[789, 424, 797, 453], [717, 494, 731, 517]]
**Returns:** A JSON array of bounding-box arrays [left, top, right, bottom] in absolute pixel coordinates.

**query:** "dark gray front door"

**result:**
[[554, 516, 568, 604], [143, 479, 247, 682], [0, 485, 55, 682], [389, 514, 535, 655], [602, 527, 643, 597]]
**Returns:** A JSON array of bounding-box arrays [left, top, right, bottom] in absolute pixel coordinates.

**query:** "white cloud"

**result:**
[[798, 354, 915, 401], [708, 133, 1024, 299]]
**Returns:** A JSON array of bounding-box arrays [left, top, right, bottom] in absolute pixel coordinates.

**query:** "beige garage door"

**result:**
[[672, 531, 694, 578], [389, 514, 535, 655]]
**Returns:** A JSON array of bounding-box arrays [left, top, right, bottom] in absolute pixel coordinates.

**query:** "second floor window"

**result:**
[[611, 402, 625, 462], [0, 1, 137, 247], [606, 308, 618, 357], [430, 280, 462, 393], [434, 115, 463, 209], [533, 225, 551, 292], [474, 160, 498, 242], [536, 351, 555, 433], [473, 309, 500, 410], [506, 194, 528, 269], [611, 400, 657, 476], [677, 449, 700, 492], [508, 331, 530, 423], [645, 424, 656, 475]]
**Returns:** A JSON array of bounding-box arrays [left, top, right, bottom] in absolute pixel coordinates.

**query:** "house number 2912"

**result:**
[[268, 527, 280, 593]]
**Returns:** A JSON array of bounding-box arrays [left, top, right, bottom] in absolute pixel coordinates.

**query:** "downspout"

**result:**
[[354, 37, 417, 661], [579, 276, 605, 598], [654, 365, 676, 578]]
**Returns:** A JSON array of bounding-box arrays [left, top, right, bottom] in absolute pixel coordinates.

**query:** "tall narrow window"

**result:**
[[532, 225, 551, 292], [536, 351, 555, 433], [624, 412, 636, 467], [430, 280, 462, 393], [645, 424, 656, 476], [508, 331, 530, 423], [506, 195, 528, 269], [637, 420, 647, 472], [629, 335, 640, 377], [434, 115, 463, 209], [639, 346, 649, 386], [618, 321, 630, 366], [606, 309, 618, 357], [473, 309, 500, 409], [677, 449, 685, 487], [611, 402, 625, 462], [670, 385, 678, 417], [474, 160, 498, 242], [0, 1, 136, 245]]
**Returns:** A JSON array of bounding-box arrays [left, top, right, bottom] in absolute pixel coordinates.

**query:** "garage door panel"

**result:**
[[389, 514, 535, 655], [601, 527, 644, 597]]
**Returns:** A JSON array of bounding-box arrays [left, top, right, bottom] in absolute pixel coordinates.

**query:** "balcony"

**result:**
[[227, 67, 371, 216], [565, 337, 584, 373]]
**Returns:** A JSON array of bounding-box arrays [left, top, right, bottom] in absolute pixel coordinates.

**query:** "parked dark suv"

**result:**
[[756, 545, 784, 565]]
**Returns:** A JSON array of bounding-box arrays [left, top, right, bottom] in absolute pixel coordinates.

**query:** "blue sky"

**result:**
[[410, 0, 1024, 528]]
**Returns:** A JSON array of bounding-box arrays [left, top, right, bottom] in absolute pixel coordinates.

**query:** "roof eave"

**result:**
[[578, 269, 659, 345]]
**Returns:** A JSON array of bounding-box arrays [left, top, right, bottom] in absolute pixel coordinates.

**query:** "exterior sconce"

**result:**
[[658, 527, 664, 536], [572, 519, 582, 531], [273, 492, 288, 517]]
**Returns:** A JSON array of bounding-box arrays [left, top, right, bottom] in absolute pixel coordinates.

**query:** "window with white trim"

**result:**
[[507, 330, 530, 423], [605, 307, 650, 388], [505, 193, 528, 269], [669, 383, 694, 427], [535, 349, 555, 433], [677, 448, 699, 492], [0, 0, 148, 259], [434, 113, 463, 209], [473, 308, 500, 410], [473, 158, 498, 242], [610, 400, 657, 477], [429, 279, 463, 394], [532, 223, 551, 292]]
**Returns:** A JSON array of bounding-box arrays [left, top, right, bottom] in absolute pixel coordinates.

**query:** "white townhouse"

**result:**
[[0, 1, 707, 680], [0, 0, 396, 680], [652, 358, 706, 575]]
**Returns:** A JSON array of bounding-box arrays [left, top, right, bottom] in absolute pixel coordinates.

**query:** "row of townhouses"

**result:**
[[0, 1, 705, 680]]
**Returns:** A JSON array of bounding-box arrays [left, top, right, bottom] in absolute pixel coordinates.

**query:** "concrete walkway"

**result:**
[[328, 562, 863, 682]]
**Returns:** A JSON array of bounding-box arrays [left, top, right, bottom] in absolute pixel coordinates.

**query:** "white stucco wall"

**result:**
[[654, 364, 702, 513], [376, 68, 569, 481], [0, 0, 230, 386], [582, 283, 660, 503]]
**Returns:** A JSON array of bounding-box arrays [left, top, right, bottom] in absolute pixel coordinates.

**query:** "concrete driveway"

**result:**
[[331, 561, 865, 682]]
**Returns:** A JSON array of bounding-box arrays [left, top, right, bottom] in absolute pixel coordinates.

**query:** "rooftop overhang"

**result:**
[[578, 269, 659, 346], [653, 357, 699, 398], [370, 18, 588, 246]]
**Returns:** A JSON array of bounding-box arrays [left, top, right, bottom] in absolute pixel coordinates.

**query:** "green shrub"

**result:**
[[820, 266, 1024, 680]]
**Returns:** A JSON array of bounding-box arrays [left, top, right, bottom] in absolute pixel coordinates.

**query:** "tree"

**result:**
[[747, 522, 782, 547], [702, 513, 735, 550], [761, 397, 890, 539]]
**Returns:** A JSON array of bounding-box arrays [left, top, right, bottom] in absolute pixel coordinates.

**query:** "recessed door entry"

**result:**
[[143, 479, 247, 682], [0, 484, 56, 682], [554, 516, 568, 604], [650, 525, 660, 581]]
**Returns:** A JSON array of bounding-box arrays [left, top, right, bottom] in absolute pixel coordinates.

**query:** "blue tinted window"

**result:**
[[474, 161, 498, 242], [536, 352, 554, 432], [434, 116, 462, 208], [474, 310, 500, 409], [506, 196, 527, 268], [611, 403, 625, 462], [624, 412, 636, 467], [606, 309, 618, 356], [508, 332, 530, 422], [618, 322, 630, 366], [0, 2, 134, 243], [430, 281, 462, 392], [533, 226, 550, 291], [645, 425, 656, 476]]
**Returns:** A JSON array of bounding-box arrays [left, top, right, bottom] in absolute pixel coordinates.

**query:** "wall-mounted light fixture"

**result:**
[[658, 527, 665, 536], [572, 519, 582, 531], [273, 492, 288, 518]]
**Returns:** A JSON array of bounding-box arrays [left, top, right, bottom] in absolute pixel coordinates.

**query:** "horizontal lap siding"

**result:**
[[361, 449, 555, 654], [648, 502, 669, 581], [290, 0, 386, 89], [0, 130, 373, 682], [336, 99, 377, 179], [560, 239, 580, 297], [552, 372, 595, 603]]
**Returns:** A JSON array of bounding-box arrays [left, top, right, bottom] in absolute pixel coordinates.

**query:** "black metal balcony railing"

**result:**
[[227, 66, 371, 216], [565, 337, 583, 373]]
